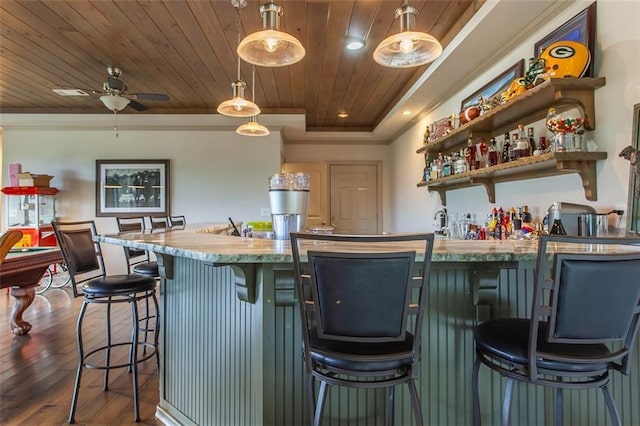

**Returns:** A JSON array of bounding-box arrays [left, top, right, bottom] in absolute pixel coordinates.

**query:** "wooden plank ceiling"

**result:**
[[0, 0, 479, 132]]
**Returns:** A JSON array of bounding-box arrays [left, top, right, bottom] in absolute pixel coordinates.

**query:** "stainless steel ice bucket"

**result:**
[[269, 189, 309, 240]]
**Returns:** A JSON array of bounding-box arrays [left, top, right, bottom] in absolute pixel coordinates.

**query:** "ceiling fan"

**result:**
[[71, 66, 170, 112]]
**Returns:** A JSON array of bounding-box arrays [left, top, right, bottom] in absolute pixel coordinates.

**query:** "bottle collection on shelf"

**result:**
[[422, 124, 546, 182], [452, 205, 537, 241]]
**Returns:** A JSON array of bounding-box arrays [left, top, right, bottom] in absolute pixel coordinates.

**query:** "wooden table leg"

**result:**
[[9, 286, 36, 335]]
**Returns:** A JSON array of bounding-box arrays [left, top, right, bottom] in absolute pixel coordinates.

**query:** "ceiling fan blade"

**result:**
[[128, 100, 148, 111], [133, 93, 169, 101], [106, 76, 125, 92]]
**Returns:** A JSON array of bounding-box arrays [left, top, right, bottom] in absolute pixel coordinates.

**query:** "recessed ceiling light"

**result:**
[[337, 112, 349, 119], [345, 37, 365, 51], [402, 110, 412, 116], [52, 89, 90, 96]]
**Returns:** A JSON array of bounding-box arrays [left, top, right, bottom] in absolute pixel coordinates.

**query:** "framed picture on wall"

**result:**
[[460, 59, 525, 111], [96, 159, 170, 217], [534, 2, 596, 78]]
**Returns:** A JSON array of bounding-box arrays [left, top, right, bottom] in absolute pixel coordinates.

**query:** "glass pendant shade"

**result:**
[[217, 80, 261, 117], [373, 4, 442, 68], [100, 94, 130, 112], [237, 2, 305, 67], [237, 116, 270, 137]]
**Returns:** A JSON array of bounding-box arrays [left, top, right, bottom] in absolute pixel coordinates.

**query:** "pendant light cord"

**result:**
[[252, 65, 256, 103], [236, 7, 242, 81]]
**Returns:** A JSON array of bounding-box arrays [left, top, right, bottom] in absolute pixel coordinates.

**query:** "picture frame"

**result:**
[[533, 2, 596, 78], [428, 115, 455, 142], [96, 159, 170, 217], [460, 59, 525, 112]]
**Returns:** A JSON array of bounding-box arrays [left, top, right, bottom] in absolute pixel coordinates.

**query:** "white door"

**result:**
[[330, 164, 379, 234], [282, 162, 328, 228]]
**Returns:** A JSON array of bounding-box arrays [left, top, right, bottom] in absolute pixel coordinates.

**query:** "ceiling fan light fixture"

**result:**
[[237, 2, 305, 67], [373, 4, 442, 68], [237, 116, 270, 137], [100, 94, 131, 112], [217, 80, 261, 117]]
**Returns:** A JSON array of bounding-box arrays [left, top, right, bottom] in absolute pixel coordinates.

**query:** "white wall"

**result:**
[[283, 143, 392, 230], [1, 121, 282, 272], [389, 0, 640, 232]]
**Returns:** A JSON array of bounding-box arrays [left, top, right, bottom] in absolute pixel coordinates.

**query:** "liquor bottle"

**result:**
[[466, 137, 477, 171], [479, 139, 488, 168], [521, 205, 532, 223], [454, 149, 467, 174], [527, 127, 537, 154], [513, 207, 522, 231], [511, 133, 523, 159], [502, 132, 511, 163], [441, 155, 452, 177], [488, 138, 498, 166]]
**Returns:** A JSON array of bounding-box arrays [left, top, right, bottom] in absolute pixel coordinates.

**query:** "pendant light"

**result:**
[[218, 4, 261, 117], [237, 66, 270, 137], [373, 2, 443, 68], [237, 116, 270, 136], [237, 2, 305, 67]]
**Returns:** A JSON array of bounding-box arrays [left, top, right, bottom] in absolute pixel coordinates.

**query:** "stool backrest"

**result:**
[[116, 216, 151, 274], [291, 232, 434, 367], [169, 215, 186, 228], [52, 220, 106, 298], [149, 216, 169, 230], [530, 235, 640, 377]]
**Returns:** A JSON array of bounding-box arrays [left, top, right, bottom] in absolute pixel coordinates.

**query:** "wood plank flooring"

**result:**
[[0, 287, 160, 425]]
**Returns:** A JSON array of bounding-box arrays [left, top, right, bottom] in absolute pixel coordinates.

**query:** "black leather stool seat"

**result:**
[[310, 331, 414, 372], [82, 274, 156, 296], [475, 318, 611, 373], [131, 261, 159, 277]]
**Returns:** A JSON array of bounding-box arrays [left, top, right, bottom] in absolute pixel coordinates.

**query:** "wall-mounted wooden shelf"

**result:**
[[416, 77, 606, 156], [417, 151, 607, 205]]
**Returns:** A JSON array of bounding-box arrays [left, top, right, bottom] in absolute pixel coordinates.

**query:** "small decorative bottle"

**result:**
[[488, 138, 498, 166], [502, 132, 511, 163]]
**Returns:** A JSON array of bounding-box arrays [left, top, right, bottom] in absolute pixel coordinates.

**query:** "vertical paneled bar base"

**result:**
[[155, 257, 640, 425]]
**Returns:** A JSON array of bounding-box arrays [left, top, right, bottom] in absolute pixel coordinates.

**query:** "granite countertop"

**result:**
[[95, 222, 539, 263]]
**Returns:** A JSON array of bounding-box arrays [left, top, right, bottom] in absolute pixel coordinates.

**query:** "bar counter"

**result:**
[[96, 225, 640, 426]]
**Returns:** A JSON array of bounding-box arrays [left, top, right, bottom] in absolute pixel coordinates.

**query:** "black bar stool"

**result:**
[[290, 232, 434, 426], [116, 216, 160, 353], [52, 220, 159, 423]]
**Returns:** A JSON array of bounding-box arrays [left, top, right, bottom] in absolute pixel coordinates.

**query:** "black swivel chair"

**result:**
[[116, 216, 159, 277], [472, 235, 640, 426], [116, 216, 160, 351], [149, 215, 170, 230], [52, 220, 159, 423], [290, 232, 434, 426], [168, 215, 186, 228]]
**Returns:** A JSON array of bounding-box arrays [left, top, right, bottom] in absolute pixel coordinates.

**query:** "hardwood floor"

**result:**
[[0, 287, 160, 425]]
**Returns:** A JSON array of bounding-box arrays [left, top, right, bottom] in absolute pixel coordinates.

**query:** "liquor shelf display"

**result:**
[[416, 77, 607, 203], [418, 151, 607, 205]]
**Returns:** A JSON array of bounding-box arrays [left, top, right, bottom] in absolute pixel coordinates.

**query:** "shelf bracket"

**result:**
[[556, 159, 598, 201], [429, 188, 447, 206], [470, 178, 496, 203]]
